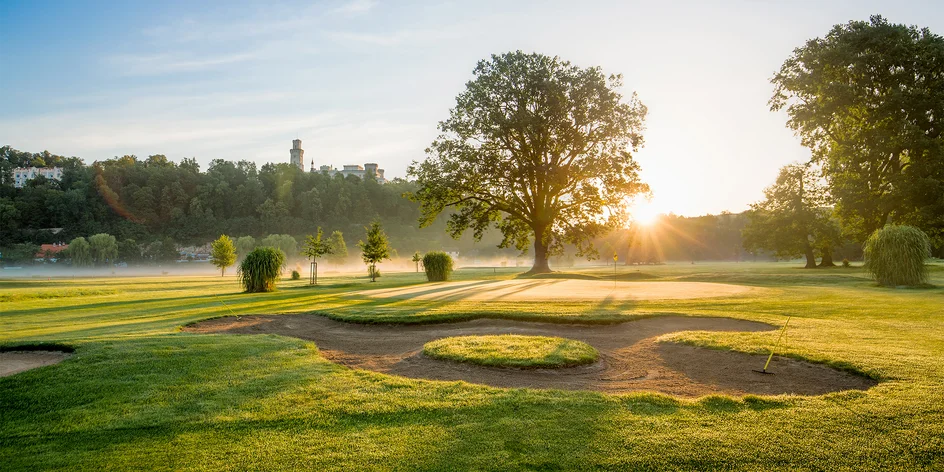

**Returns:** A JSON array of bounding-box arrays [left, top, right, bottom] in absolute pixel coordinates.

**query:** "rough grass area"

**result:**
[[423, 334, 598, 368], [1, 262, 943, 470]]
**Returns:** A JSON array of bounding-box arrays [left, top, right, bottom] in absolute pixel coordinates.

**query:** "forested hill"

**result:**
[[2, 146, 828, 265], [0, 146, 464, 253]]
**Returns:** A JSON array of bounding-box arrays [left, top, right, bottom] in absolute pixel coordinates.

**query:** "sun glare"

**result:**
[[631, 199, 661, 226]]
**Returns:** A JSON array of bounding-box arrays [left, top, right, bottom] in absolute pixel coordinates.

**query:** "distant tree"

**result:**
[[327, 231, 348, 267], [302, 227, 333, 285], [144, 237, 178, 263], [68, 237, 92, 267], [771, 16, 944, 244], [408, 51, 649, 273], [235, 236, 256, 260], [412, 251, 423, 272], [742, 164, 835, 268], [118, 239, 141, 264], [210, 235, 237, 276], [88, 233, 118, 266], [260, 234, 297, 258], [358, 221, 391, 282]]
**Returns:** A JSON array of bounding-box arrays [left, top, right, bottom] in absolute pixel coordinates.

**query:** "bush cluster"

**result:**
[[423, 251, 454, 282], [863, 225, 931, 287], [238, 247, 286, 293]]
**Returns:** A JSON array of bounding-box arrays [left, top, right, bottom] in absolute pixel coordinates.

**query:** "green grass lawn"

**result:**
[[1, 262, 943, 470], [423, 334, 599, 368]]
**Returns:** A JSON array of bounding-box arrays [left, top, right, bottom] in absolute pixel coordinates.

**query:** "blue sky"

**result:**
[[2, 0, 942, 216]]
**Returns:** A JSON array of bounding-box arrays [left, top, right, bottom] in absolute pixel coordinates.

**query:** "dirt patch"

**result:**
[[358, 279, 754, 302], [185, 315, 876, 397], [0, 351, 72, 377]]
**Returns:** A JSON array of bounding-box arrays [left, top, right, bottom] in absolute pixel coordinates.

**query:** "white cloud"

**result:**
[[107, 52, 258, 76], [332, 0, 377, 16]]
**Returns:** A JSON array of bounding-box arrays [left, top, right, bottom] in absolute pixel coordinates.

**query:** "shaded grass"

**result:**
[[0, 262, 943, 470], [423, 335, 599, 368]]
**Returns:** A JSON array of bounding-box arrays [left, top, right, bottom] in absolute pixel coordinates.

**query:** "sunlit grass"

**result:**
[[1, 262, 943, 469], [423, 335, 599, 368]]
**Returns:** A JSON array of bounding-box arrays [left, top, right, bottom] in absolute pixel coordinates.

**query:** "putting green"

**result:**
[[360, 279, 754, 301]]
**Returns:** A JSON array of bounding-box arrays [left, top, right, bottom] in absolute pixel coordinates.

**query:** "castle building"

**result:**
[[290, 139, 386, 183], [12, 167, 63, 188], [290, 139, 305, 170]]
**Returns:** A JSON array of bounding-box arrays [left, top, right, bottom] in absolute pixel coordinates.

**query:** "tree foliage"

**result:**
[[742, 164, 840, 268], [235, 236, 257, 260], [210, 235, 237, 276], [327, 231, 348, 265], [302, 227, 333, 284], [358, 221, 391, 282], [88, 233, 118, 266], [238, 247, 285, 293], [68, 237, 92, 267], [771, 16, 944, 243], [408, 51, 649, 273], [864, 225, 931, 287], [260, 234, 297, 257]]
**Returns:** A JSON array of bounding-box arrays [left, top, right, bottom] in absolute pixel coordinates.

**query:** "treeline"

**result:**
[[0, 146, 485, 261]]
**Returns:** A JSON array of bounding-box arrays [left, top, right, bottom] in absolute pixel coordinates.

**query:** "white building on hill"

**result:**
[[13, 167, 63, 188], [289, 139, 386, 183]]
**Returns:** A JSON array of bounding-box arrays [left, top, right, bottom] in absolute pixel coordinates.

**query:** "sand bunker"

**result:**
[[186, 315, 876, 397], [0, 351, 72, 377], [358, 279, 753, 302]]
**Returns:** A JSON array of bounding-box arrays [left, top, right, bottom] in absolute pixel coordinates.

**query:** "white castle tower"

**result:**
[[290, 139, 304, 170]]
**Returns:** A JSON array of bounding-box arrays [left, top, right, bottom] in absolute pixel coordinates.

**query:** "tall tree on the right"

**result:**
[[770, 15, 944, 244]]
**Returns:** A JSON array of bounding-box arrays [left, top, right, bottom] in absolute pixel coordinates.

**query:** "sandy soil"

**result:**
[[0, 351, 72, 377], [357, 279, 753, 302], [186, 315, 876, 397]]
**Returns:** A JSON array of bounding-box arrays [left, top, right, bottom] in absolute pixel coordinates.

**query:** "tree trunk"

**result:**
[[528, 225, 552, 274], [804, 244, 817, 268], [818, 247, 835, 268]]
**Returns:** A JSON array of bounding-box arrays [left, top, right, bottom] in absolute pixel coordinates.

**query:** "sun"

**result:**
[[631, 199, 661, 226]]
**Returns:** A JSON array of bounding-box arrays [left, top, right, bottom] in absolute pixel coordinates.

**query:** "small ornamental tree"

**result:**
[[358, 221, 391, 282], [423, 251, 454, 282], [863, 225, 931, 287], [68, 237, 92, 267], [210, 235, 237, 276], [412, 251, 423, 272], [302, 227, 333, 285], [238, 247, 286, 293]]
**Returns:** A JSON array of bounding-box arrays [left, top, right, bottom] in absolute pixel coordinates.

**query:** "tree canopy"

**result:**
[[742, 164, 839, 268], [210, 235, 236, 276], [770, 15, 944, 244], [358, 221, 391, 282], [408, 51, 649, 273]]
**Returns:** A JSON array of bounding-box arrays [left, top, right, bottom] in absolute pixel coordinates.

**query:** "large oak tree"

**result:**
[[770, 15, 944, 244], [408, 51, 649, 273]]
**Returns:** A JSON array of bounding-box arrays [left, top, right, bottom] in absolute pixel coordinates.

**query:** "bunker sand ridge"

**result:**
[[186, 314, 876, 397]]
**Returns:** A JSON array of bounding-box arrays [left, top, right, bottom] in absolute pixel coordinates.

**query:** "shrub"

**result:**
[[238, 247, 286, 293], [290, 270, 301, 280], [368, 266, 381, 279], [863, 225, 931, 287], [842, 258, 851, 268], [423, 251, 454, 281]]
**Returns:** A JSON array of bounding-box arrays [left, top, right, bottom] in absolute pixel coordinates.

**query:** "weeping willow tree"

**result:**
[[238, 247, 286, 293], [863, 225, 931, 287]]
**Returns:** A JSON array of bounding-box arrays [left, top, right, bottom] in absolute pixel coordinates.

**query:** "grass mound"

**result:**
[[423, 334, 598, 368]]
